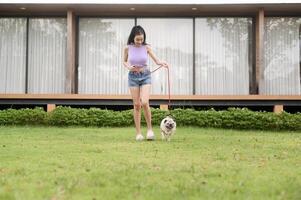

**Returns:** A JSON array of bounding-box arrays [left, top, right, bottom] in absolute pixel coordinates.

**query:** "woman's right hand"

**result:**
[[128, 65, 138, 72]]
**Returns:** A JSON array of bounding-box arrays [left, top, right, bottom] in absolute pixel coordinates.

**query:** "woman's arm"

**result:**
[[146, 45, 169, 67]]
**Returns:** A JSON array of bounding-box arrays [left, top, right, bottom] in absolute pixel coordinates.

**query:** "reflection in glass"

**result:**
[[78, 18, 134, 94], [28, 18, 67, 94], [195, 18, 252, 95], [137, 18, 193, 95], [0, 18, 27, 93], [262, 17, 301, 95]]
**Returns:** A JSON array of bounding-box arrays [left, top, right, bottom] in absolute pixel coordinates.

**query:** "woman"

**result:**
[[123, 25, 168, 141]]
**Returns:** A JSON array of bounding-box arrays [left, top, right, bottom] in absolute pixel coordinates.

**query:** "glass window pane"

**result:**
[[195, 18, 252, 95], [262, 17, 301, 95], [28, 18, 67, 94], [78, 18, 134, 94], [0, 18, 27, 93], [137, 18, 193, 95]]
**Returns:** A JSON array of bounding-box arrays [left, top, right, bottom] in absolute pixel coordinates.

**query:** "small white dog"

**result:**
[[160, 116, 177, 141]]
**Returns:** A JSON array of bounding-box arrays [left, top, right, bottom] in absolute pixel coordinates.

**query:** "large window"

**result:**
[[27, 18, 67, 94], [261, 17, 301, 95], [137, 18, 193, 95], [78, 18, 134, 94], [0, 18, 27, 93], [4, 16, 301, 96], [195, 18, 252, 95]]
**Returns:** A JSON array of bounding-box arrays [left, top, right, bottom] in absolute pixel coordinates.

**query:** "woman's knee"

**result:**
[[133, 102, 141, 110], [141, 100, 149, 107]]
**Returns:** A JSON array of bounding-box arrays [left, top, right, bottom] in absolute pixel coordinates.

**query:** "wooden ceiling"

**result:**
[[0, 3, 300, 17]]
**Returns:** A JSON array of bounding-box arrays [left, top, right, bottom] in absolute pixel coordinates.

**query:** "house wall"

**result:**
[[0, 4, 300, 95]]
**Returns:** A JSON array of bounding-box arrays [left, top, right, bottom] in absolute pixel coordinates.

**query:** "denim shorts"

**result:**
[[128, 69, 152, 87]]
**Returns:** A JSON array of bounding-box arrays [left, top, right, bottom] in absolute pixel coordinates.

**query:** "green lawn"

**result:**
[[0, 126, 300, 200]]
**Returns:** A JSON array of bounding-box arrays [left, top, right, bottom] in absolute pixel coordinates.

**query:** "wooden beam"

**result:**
[[273, 105, 284, 114], [160, 104, 169, 111], [1, 94, 301, 100], [66, 10, 76, 94], [47, 104, 56, 112], [255, 8, 264, 94]]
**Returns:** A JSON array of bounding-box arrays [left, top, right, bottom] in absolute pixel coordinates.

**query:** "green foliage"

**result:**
[[48, 106, 134, 127], [0, 107, 47, 125], [0, 106, 300, 131]]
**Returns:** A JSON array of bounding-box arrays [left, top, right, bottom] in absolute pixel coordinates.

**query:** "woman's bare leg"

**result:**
[[129, 87, 141, 135], [140, 84, 152, 131]]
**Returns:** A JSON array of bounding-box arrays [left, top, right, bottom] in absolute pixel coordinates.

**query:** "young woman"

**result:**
[[123, 25, 168, 141]]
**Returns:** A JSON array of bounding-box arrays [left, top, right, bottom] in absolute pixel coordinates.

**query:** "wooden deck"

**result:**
[[1, 94, 301, 100], [1, 94, 301, 113]]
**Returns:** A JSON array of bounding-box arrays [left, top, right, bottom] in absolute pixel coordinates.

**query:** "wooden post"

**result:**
[[160, 104, 169, 111], [47, 104, 56, 112], [255, 8, 264, 94], [274, 105, 283, 114], [66, 10, 76, 94]]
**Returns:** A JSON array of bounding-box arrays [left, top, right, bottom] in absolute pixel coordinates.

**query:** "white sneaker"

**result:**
[[136, 134, 144, 141], [146, 130, 155, 140]]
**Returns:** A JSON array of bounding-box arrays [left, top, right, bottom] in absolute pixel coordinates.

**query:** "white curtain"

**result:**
[[195, 18, 251, 95], [28, 18, 67, 94], [137, 18, 193, 95], [0, 18, 27, 93], [261, 17, 301, 95], [78, 18, 134, 94]]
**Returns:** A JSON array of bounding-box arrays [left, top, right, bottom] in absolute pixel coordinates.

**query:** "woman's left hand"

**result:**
[[159, 61, 169, 68]]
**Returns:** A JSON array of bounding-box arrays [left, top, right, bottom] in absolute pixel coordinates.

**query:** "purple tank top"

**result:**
[[128, 44, 148, 68]]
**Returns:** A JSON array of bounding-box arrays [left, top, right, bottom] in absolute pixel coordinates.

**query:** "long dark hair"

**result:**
[[127, 25, 147, 45]]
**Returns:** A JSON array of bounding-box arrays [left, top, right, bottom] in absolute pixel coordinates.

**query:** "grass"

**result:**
[[0, 126, 300, 200]]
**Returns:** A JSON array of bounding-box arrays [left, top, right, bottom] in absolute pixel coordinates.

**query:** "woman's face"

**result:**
[[134, 34, 144, 46]]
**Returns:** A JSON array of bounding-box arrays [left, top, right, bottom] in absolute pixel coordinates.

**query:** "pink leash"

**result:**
[[150, 65, 171, 110]]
